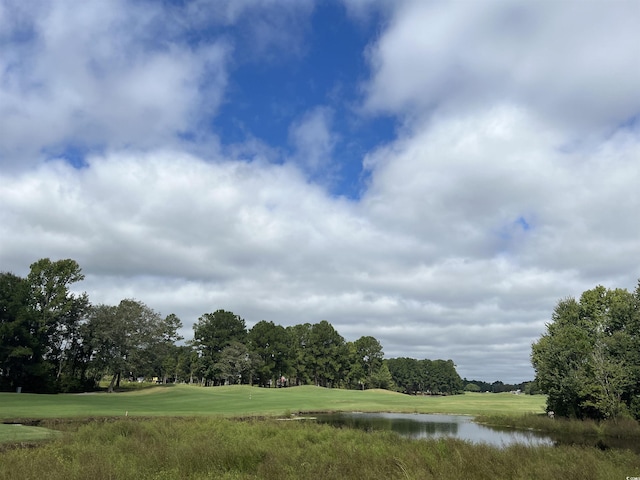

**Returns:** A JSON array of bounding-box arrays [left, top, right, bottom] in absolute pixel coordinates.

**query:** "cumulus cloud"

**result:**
[[0, 0, 316, 169], [0, 0, 231, 168], [5, 139, 626, 381], [1, 150, 428, 354], [363, 104, 640, 273], [363, 0, 640, 135]]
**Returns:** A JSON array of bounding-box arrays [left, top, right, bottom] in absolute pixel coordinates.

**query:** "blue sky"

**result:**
[[209, 1, 396, 197], [1, 0, 640, 383]]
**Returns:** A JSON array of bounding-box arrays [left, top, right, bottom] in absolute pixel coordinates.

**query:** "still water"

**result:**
[[315, 412, 553, 448]]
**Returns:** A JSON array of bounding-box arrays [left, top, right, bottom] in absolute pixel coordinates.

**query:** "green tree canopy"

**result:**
[[215, 341, 259, 385], [0, 272, 43, 391], [286, 323, 313, 386], [26, 258, 90, 387], [387, 357, 463, 395], [532, 282, 640, 419], [248, 320, 290, 387], [86, 299, 181, 392], [192, 310, 247, 385], [308, 320, 347, 387], [351, 335, 384, 389]]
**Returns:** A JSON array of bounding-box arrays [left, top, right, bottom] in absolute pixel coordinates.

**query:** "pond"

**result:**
[[315, 412, 552, 448], [315, 413, 640, 452]]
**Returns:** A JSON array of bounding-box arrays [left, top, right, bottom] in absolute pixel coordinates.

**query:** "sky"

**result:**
[[1, 0, 639, 383]]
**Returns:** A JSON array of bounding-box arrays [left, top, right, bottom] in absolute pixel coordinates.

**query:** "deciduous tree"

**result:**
[[86, 299, 181, 392], [351, 336, 384, 389], [0, 272, 43, 391], [532, 283, 640, 419], [26, 258, 89, 391]]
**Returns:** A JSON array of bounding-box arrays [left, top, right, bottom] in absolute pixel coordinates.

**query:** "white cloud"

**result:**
[[5, 138, 633, 381], [362, 103, 640, 283], [362, 106, 557, 253], [363, 0, 640, 135], [289, 106, 337, 173], [0, 0, 230, 168]]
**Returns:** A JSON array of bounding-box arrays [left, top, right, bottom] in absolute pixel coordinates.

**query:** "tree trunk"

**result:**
[[107, 373, 117, 393]]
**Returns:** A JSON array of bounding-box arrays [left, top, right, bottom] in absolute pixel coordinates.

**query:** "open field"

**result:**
[[0, 384, 546, 420]]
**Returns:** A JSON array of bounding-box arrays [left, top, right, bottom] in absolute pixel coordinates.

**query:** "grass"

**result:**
[[1, 417, 639, 480], [0, 386, 545, 445], [1, 387, 638, 479], [477, 412, 640, 439], [0, 384, 547, 421], [0, 424, 61, 444]]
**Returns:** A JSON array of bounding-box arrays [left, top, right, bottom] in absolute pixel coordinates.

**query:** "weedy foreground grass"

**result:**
[[0, 417, 638, 480], [477, 412, 640, 439]]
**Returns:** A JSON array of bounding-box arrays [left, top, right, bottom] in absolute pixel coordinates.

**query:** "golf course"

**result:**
[[1, 385, 639, 480], [0, 384, 546, 420]]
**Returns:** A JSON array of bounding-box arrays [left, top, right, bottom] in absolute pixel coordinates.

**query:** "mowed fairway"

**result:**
[[0, 385, 545, 421]]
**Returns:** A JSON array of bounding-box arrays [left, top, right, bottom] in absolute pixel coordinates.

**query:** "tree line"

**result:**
[[532, 281, 640, 420], [462, 379, 537, 394], [1, 258, 464, 394]]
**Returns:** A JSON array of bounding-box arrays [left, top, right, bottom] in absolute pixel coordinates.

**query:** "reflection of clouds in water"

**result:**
[[317, 413, 554, 448], [455, 421, 553, 447]]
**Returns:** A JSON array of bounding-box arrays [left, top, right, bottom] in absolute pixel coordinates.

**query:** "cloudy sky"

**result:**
[[2, 0, 639, 383]]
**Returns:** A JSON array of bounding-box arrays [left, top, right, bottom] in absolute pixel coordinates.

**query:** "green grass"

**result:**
[[0, 385, 546, 421], [1, 417, 638, 480], [0, 424, 61, 444], [477, 412, 640, 439]]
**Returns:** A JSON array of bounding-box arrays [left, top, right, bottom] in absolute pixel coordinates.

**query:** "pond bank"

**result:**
[[476, 413, 640, 453]]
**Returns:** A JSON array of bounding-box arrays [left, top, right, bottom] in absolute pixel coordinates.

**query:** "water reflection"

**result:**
[[315, 413, 554, 448]]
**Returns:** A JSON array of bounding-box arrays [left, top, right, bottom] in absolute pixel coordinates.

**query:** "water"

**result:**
[[315, 412, 555, 448]]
